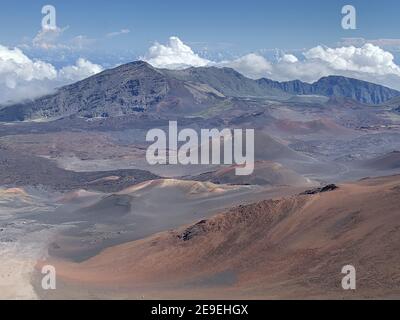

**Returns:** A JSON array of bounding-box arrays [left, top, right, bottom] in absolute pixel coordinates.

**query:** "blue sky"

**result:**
[[1, 0, 399, 59]]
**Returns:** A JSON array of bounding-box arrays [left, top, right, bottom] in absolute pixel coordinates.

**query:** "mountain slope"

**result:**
[[1, 62, 399, 122], [0, 62, 225, 121], [381, 96, 400, 110], [258, 76, 400, 105], [362, 151, 400, 170], [43, 175, 400, 299], [162, 66, 289, 98], [192, 161, 314, 186]]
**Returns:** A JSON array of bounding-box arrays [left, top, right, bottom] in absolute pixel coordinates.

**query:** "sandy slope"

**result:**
[[1, 243, 39, 300], [0, 229, 56, 300], [42, 179, 304, 264], [193, 161, 314, 186], [0, 187, 61, 300], [363, 151, 400, 170], [39, 175, 400, 299]]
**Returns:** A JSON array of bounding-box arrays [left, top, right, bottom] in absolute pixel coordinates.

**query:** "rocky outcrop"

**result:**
[[300, 184, 338, 195]]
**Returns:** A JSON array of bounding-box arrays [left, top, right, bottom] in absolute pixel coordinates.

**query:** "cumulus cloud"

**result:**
[[221, 53, 272, 79], [143, 36, 210, 69], [270, 44, 400, 90], [0, 45, 103, 104], [0, 45, 57, 84], [304, 44, 400, 76], [280, 54, 299, 64], [143, 37, 272, 77], [144, 37, 400, 90], [59, 58, 104, 81]]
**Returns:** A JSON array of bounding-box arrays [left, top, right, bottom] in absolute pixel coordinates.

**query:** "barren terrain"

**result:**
[[36, 175, 400, 299]]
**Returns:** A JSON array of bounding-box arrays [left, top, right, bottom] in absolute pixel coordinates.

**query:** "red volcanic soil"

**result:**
[[39, 175, 400, 299]]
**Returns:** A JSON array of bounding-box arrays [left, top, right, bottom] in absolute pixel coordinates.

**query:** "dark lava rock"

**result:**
[[178, 220, 208, 241], [301, 184, 338, 195]]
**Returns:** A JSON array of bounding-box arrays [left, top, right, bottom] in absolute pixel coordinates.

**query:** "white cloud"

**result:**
[[143, 37, 272, 78], [143, 36, 210, 69], [221, 53, 272, 79], [339, 38, 400, 51], [106, 29, 131, 38], [303, 44, 400, 76], [268, 44, 400, 90], [30, 27, 96, 52], [0, 45, 57, 87], [280, 54, 298, 63], [143, 37, 400, 90], [0, 45, 103, 104], [59, 58, 104, 81]]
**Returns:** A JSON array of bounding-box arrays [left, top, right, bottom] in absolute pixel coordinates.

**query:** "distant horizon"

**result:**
[[1, 57, 399, 110]]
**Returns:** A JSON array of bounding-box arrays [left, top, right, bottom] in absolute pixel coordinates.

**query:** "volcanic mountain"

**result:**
[[258, 75, 400, 105], [1, 61, 399, 121], [0, 61, 217, 121]]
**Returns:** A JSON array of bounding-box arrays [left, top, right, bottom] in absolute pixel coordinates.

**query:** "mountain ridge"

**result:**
[[257, 75, 400, 104], [0, 61, 399, 121]]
